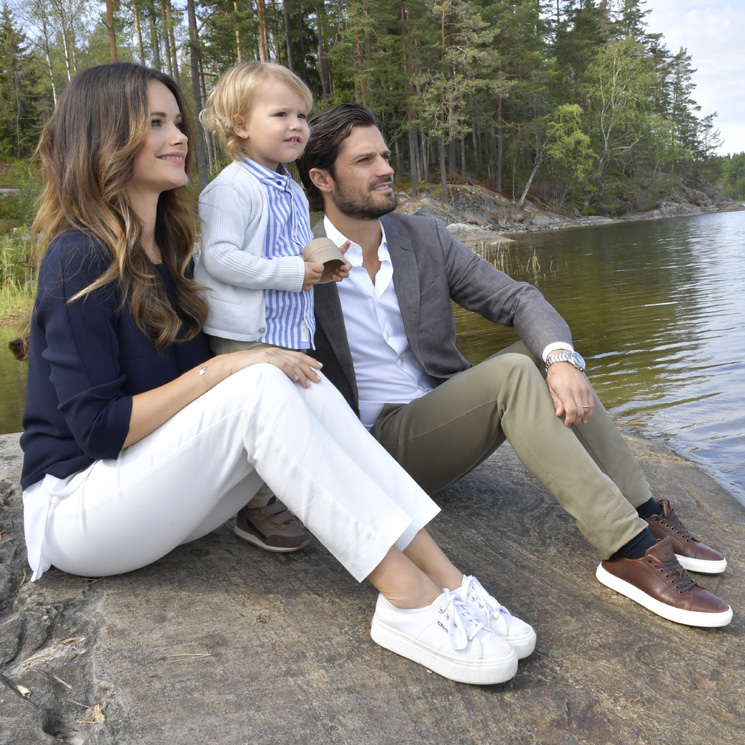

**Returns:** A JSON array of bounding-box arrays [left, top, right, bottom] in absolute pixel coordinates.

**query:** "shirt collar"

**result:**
[[241, 158, 291, 191], [323, 216, 390, 268]]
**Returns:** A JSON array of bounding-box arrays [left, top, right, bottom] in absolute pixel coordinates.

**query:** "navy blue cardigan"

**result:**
[[20, 232, 210, 489]]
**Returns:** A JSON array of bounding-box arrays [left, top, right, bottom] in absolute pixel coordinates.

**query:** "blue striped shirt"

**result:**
[[242, 159, 314, 349]]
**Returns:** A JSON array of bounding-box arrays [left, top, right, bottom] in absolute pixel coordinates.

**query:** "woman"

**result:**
[[17, 62, 534, 685]]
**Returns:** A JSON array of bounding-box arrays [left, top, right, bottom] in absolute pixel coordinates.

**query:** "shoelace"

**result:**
[[648, 552, 698, 594], [655, 508, 693, 543], [462, 575, 511, 634], [436, 589, 485, 651]]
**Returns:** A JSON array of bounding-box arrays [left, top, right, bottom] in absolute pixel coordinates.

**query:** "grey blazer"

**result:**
[[311, 212, 573, 415]]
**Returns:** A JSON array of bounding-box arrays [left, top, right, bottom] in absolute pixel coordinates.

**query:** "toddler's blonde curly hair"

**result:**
[[200, 61, 313, 159]]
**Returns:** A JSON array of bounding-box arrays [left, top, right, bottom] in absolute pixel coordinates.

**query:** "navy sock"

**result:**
[[635, 497, 662, 520], [613, 529, 658, 560]]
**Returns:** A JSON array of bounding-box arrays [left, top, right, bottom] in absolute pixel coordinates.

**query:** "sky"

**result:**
[[643, 0, 745, 155]]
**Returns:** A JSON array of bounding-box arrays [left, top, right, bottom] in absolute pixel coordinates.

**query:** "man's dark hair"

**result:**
[[297, 103, 379, 212]]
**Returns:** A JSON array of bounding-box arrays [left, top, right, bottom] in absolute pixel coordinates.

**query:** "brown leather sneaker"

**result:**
[[596, 536, 732, 627], [234, 498, 311, 553], [646, 499, 726, 574]]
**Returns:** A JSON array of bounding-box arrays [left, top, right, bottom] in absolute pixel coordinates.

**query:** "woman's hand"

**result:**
[[220, 347, 323, 388]]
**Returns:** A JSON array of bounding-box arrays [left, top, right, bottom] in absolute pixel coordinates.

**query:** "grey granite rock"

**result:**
[[1, 431, 743, 745]]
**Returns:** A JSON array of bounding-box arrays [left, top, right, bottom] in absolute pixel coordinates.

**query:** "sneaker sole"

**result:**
[[234, 525, 310, 554], [370, 617, 518, 685], [595, 564, 733, 628], [676, 554, 727, 574]]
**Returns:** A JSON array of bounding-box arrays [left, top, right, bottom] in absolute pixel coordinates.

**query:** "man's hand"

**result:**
[[546, 361, 595, 426]]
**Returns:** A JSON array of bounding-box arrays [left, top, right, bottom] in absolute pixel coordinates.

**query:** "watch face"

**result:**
[[570, 352, 586, 371]]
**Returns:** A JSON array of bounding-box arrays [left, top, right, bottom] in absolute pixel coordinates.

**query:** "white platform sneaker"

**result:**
[[370, 588, 518, 685]]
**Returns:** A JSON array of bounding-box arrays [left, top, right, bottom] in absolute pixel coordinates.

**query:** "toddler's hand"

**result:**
[[332, 240, 352, 283], [302, 261, 323, 290]]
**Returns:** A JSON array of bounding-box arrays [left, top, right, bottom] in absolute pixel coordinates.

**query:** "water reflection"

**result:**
[[1, 212, 743, 504], [455, 211, 745, 505]]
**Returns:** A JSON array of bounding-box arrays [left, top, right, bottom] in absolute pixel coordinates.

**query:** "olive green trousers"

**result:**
[[371, 342, 651, 559]]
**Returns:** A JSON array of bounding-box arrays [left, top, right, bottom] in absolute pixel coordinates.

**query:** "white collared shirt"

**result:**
[[324, 217, 437, 428]]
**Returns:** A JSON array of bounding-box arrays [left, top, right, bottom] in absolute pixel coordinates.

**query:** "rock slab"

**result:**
[[1, 431, 743, 745]]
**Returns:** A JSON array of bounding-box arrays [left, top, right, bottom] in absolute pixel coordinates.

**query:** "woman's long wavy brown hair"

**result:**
[[23, 62, 207, 355]]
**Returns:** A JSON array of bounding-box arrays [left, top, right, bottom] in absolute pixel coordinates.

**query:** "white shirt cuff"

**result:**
[[542, 342, 574, 362]]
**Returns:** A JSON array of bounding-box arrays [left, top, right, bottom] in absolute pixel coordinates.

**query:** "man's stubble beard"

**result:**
[[333, 181, 398, 220]]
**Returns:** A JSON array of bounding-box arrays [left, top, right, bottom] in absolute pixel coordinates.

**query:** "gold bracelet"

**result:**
[[199, 363, 211, 391]]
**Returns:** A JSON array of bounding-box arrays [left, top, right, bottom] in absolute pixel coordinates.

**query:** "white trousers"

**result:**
[[29, 366, 440, 582]]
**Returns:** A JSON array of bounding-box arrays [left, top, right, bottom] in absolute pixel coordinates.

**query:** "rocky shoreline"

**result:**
[[397, 180, 744, 244]]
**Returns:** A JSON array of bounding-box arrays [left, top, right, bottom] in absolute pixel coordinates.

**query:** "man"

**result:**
[[289, 103, 731, 629]]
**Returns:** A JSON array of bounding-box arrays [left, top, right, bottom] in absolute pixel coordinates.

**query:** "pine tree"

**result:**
[[479, 0, 551, 194], [0, 2, 41, 158]]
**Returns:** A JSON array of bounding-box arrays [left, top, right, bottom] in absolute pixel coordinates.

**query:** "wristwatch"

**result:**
[[545, 351, 586, 372]]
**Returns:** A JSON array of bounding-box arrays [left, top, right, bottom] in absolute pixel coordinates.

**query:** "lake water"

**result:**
[[455, 210, 745, 506], [2, 210, 744, 505]]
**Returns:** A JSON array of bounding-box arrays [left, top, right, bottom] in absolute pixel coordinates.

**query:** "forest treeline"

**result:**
[[1, 0, 744, 214]]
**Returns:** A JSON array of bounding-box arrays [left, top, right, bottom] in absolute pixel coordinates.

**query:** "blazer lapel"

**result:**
[[312, 221, 358, 392], [383, 215, 421, 344]]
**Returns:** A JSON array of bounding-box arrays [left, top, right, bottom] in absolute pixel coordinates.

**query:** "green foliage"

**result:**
[[713, 153, 745, 201], [0, 0, 726, 217], [0, 228, 34, 317], [543, 103, 596, 205], [0, 3, 44, 158], [0, 159, 41, 232]]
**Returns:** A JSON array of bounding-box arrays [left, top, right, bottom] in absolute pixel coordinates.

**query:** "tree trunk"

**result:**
[[317, 3, 330, 101], [407, 125, 419, 197], [166, 0, 179, 79], [420, 134, 429, 182], [496, 97, 504, 192], [448, 138, 456, 177], [39, 14, 58, 104], [517, 152, 543, 207], [489, 123, 497, 187], [186, 0, 209, 190], [270, 0, 282, 62], [256, 0, 269, 62], [355, 37, 366, 103], [60, 31, 73, 81], [283, 1, 293, 70], [50, 0, 74, 82], [133, 2, 146, 65], [106, 0, 118, 61], [148, 3, 162, 71], [439, 137, 448, 202], [160, 0, 174, 78], [472, 127, 480, 181], [233, 2, 242, 62]]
